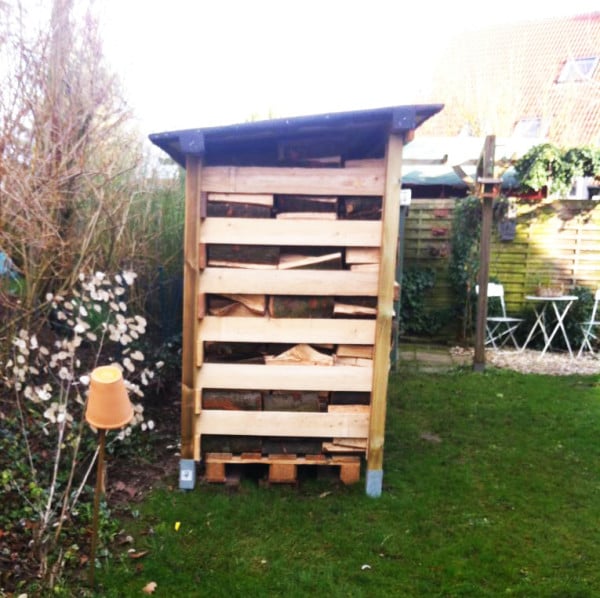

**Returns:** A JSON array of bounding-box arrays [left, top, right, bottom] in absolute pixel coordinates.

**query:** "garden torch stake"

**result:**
[[89, 428, 106, 587]]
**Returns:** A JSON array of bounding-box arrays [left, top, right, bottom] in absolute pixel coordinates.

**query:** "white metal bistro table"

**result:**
[[521, 295, 579, 358]]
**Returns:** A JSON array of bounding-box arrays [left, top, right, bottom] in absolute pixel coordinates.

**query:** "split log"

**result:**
[[204, 341, 266, 363], [333, 303, 377, 317], [202, 435, 263, 454], [345, 247, 380, 265], [202, 390, 263, 410], [207, 244, 280, 268], [277, 137, 343, 166], [262, 438, 324, 455], [340, 196, 382, 221], [330, 391, 371, 405], [275, 195, 338, 214], [263, 390, 322, 412], [269, 296, 335, 318], [322, 438, 368, 453], [207, 193, 274, 219], [265, 344, 334, 366], [208, 296, 265, 317], [336, 345, 374, 359], [221, 294, 266, 313], [278, 251, 342, 270]]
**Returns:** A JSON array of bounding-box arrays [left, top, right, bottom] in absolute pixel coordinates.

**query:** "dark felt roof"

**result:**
[[149, 104, 443, 167]]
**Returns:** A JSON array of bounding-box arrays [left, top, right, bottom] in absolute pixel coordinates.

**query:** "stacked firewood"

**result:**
[[201, 187, 381, 455]]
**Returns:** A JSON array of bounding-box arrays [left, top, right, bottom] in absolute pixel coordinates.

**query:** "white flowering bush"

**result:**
[[0, 270, 162, 586]]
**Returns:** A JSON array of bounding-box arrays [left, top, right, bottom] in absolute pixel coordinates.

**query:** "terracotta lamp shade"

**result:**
[[85, 365, 134, 430]]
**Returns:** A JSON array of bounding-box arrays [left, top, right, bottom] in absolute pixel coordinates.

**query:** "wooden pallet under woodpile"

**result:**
[[203, 452, 361, 486]]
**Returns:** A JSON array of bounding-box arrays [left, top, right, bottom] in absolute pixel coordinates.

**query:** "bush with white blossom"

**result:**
[[0, 270, 162, 584]]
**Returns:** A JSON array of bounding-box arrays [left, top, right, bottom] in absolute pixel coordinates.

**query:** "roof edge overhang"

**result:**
[[149, 104, 444, 167]]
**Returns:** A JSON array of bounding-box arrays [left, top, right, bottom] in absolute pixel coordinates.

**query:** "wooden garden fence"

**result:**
[[403, 198, 600, 314]]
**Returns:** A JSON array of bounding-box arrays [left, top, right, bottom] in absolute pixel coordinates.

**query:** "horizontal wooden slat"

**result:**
[[200, 218, 382, 247], [197, 409, 369, 438], [199, 317, 375, 344], [200, 268, 379, 296], [200, 165, 385, 196], [197, 363, 372, 392]]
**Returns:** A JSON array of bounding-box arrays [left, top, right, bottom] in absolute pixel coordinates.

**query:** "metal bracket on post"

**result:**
[[365, 469, 384, 498], [179, 459, 197, 490]]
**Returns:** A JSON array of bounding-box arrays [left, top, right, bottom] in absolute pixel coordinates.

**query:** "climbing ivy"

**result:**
[[399, 267, 446, 336], [448, 195, 510, 340], [448, 196, 481, 339]]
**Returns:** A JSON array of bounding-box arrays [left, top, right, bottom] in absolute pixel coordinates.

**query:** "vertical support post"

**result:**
[[393, 191, 411, 371], [366, 132, 404, 497], [89, 428, 106, 588], [180, 155, 203, 484], [473, 135, 496, 372]]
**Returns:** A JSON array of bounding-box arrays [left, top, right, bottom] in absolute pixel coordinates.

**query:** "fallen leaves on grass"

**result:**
[[128, 550, 149, 559]]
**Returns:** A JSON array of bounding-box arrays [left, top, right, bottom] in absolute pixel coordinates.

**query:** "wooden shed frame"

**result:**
[[150, 104, 443, 496]]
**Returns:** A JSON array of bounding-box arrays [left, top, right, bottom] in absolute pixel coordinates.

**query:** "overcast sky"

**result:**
[[97, 1, 599, 136]]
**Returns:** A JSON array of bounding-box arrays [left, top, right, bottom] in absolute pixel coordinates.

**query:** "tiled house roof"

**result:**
[[422, 13, 600, 146]]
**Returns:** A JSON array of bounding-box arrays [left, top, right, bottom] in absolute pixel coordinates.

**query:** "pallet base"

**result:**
[[203, 452, 361, 485]]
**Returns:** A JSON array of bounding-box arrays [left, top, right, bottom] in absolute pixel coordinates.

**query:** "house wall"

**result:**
[[403, 198, 600, 322]]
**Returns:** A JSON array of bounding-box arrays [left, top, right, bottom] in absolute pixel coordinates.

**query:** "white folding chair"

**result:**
[[578, 289, 600, 357], [476, 283, 523, 349]]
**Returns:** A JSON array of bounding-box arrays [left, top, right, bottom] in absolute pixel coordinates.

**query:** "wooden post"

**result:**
[[88, 429, 106, 588], [181, 156, 203, 462], [473, 136, 497, 372], [366, 132, 404, 498]]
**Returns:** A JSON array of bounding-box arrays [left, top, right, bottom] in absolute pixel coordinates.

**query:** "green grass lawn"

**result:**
[[93, 366, 600, 597]]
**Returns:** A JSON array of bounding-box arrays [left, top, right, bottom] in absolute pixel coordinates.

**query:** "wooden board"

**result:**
[[200, 268, 379, 296], [196, 409, 369, 438], [196, 363, 373, 393], [200, 165, 385, 196], [200, 218, 382, 247], [198, 316, 376, 344], [335, 357, 373, 367], [276, 212, 338, 220]]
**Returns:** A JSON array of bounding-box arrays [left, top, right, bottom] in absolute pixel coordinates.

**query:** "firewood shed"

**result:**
[[150, 104, 443, 496]]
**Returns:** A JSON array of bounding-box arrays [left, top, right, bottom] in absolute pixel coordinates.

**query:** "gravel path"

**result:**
[[450, 347, 600, 376]]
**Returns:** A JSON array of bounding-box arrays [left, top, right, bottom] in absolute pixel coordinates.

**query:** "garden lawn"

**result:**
[[94, 367, 600, 597]]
